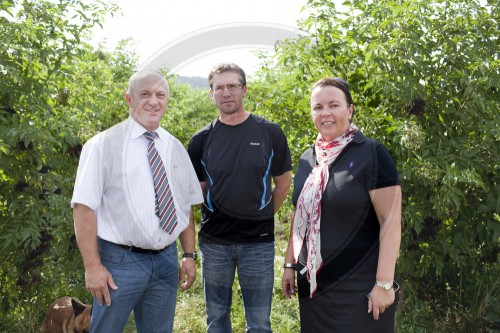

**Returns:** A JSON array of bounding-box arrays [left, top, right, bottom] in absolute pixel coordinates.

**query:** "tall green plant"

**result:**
[[0, 0, 139, 329], [164, 79, 218, 147], [250, 0, 499, 330]]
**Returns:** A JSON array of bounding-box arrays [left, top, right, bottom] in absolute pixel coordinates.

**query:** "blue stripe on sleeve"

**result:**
[[201, 160, 214, 211], [260, 149, 274, 209]]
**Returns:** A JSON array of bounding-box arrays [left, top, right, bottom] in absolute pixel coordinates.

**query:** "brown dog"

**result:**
[[40, 296, 91, 333]]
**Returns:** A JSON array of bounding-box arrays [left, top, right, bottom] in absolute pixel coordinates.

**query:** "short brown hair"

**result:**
[[208, 63, 246, 88]]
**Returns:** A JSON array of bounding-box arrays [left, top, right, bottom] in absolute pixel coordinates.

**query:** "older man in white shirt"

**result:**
[[71, 70, 203, 333]]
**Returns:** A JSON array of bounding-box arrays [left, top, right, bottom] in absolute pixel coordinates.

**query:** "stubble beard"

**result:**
[[219, 101, 241, 115]]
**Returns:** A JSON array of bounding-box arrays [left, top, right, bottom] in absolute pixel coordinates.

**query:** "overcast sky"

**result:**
[[91, 0, 307, 77]]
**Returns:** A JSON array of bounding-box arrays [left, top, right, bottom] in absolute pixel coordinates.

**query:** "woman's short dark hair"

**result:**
[[208, 63, 247, 88], [311, 77, 353, 105], [311, 77, 355, 122]]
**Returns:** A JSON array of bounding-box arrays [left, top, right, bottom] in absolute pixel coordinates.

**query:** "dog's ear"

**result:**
[[71, 298, 86, 317]]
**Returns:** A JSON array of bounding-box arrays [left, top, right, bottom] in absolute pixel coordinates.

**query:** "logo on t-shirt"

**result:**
[[250, 142, 261, 146]]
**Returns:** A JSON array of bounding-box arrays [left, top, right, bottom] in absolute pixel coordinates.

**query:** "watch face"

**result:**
[[377, 282, 392, 290]]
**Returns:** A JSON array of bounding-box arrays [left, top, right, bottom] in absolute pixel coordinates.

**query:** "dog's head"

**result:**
[[71, 298, 91, 333]]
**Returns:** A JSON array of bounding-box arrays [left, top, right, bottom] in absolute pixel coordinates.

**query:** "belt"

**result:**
[[103, 239, 167, 255]]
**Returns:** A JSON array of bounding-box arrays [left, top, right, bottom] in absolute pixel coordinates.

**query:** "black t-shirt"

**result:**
[[188, 114, 292, 244]]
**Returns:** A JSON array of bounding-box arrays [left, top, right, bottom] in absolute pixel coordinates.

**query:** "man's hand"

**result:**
[[282, 269, 296, 299], [85, 263, 118, 306], [179, 258, 196, 291]]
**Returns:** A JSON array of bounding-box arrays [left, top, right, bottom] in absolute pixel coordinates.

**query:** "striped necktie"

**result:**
[[144, 131, 177, 234]]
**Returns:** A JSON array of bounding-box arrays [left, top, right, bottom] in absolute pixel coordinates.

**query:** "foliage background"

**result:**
[[249, 0, 500, 330], [0, 0, 498, 332]]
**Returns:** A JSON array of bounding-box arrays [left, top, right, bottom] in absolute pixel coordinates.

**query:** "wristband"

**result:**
[[182, 252, 197, 260], [283, 263, 297, 269]]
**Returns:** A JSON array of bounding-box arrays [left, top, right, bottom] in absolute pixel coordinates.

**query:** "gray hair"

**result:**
[[127, 70, 169, 96]]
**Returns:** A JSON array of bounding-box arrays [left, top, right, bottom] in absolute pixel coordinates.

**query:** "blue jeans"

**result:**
[[199, 242, 274, 333], [90, 238, 179, 333]]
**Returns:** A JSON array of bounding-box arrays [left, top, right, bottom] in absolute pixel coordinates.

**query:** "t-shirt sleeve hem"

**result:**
[[369, 180, 401, 190]]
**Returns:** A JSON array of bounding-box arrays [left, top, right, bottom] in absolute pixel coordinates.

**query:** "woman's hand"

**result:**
[[367, 285, 395, 320], [282, 268, 296, 299]]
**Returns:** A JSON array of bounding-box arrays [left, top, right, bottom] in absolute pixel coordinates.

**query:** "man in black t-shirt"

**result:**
[[188, 63, 292, 333]]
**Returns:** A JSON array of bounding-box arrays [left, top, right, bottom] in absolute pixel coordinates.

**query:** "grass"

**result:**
[[128, 216, 500, 333], [124, 218, 300, 332], [10, 213, 497, 332]]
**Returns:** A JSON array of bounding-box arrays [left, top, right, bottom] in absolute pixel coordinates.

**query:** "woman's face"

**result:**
[[310, 85, 354, 141]]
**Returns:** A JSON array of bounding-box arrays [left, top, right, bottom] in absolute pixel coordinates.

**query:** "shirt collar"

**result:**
[[126, 116, 168, 142], [352, 130, 367, 144]]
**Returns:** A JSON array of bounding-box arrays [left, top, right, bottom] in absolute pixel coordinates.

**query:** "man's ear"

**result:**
[[125, 92, 132, 107]]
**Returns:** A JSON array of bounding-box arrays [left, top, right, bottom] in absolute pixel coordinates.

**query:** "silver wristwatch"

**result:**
[[375, 280, 393, 291]]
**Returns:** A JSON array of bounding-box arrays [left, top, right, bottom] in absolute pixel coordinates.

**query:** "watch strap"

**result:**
[[182, 252, 197, 260]]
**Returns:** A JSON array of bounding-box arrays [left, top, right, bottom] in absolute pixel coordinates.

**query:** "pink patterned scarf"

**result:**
[[292, 123, 358, 297]]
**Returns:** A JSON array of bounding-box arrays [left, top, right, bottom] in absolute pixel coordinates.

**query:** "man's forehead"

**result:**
[[212, 72, 240, 84], [135, 75, 167, 90]]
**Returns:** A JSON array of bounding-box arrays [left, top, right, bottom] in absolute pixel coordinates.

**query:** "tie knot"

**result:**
[[144, 131, 156, 141]]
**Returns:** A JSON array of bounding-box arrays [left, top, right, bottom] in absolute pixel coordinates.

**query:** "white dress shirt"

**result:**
[[71, 117, 203, 249]]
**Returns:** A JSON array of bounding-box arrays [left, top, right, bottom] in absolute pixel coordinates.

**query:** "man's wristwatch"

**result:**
[[375, 280, 393, 291], [182, 252, 197, 260]]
